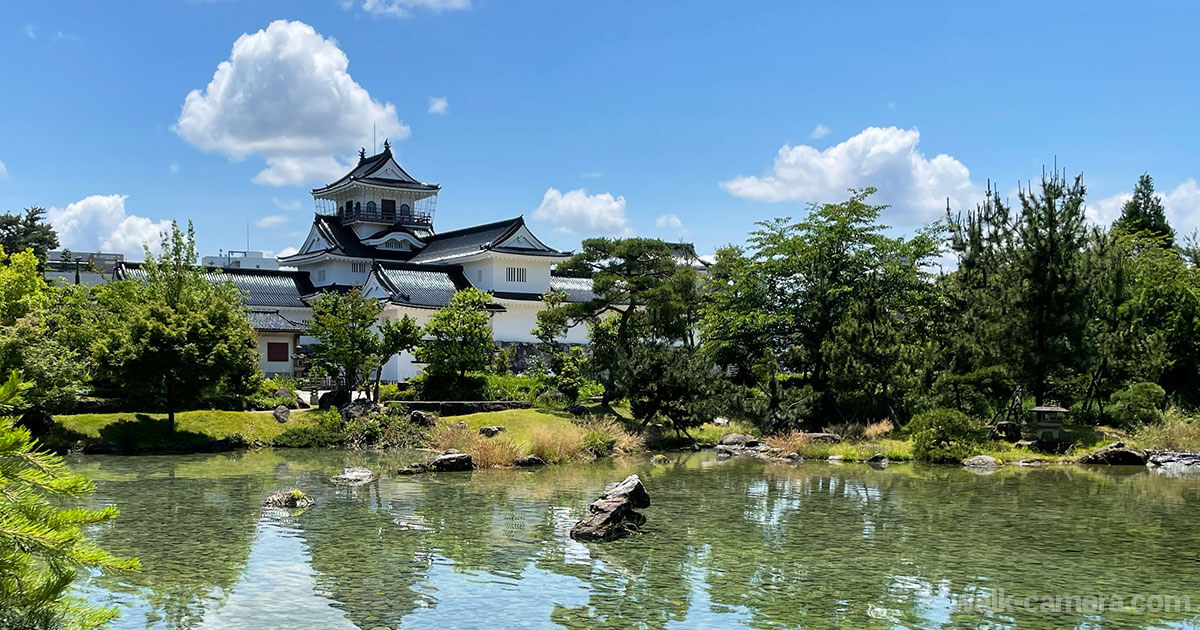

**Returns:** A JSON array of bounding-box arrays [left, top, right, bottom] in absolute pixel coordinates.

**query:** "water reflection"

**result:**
[[70, 450, 1200, 629]]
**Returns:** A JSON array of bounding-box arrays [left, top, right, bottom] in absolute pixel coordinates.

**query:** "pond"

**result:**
[[69, 449, 1200, 629]]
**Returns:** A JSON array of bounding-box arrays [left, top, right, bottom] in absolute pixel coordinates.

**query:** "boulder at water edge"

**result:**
[[264, 489, 314, 508], [1076, 442, 1148, 466], [963, 455, 1000, 469], [331, 466, 376, 485], [719, 433, 761, 447], [513, 454, 546, 467], [399, 452, 477, 475], [570, 474, 651, 542], [273, 405, 290, 423]]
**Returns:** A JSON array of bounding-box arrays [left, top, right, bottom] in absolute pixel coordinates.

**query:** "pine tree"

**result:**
[[1113, 173, 1174, 247], [0, 372, 139, 629]]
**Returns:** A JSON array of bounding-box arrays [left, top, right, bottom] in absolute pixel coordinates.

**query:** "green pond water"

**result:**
[[68, 449, 1200, 629]]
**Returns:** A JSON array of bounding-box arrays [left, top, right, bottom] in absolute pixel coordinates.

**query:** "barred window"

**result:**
[[352, 261, 369, 273], [506, 267, 527, 283]]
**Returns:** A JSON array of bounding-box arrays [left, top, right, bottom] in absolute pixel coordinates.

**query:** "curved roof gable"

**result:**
[[312, 146, 439, 195]]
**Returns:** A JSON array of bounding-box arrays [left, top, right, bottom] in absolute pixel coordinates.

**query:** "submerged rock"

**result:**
[[963, 455, 1000, 469], [1147, 451, 1200, 476], [1015, 457, 1050, 467], [273, 405, 290, 423], [827, 455, 844, 463], [410, 410, 437, 427], [513, 454, 546, 467], [570, 474, 651, 541], [715, 444, 740, 458], [399, 452, 477, 475], [649, 454, 671, 465], [1077, 441, 1147, 466], [264, 489, 314, 509], [479, 426, 506, 437], [331, 466, 376, 485]]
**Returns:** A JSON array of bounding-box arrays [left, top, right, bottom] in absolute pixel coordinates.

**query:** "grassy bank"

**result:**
[[48, 409, 326, 453]]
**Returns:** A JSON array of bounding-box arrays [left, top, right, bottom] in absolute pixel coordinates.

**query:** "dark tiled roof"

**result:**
[[115, 263, 315, 308], [407, 217, 527, 263], [375, 262, 472, 308], [313, 215, 418, 261], [312, 147, 439, 195], [248, 310, 307, 332]]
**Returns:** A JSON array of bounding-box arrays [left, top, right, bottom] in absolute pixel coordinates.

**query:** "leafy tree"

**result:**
[[0, 207, 58, 263], [0, 372, 139, 629], [908, 407, 985, 463], [1113, 173, 1174, 246], [532, 288, 591, 402], [95, 223, 259, 427], [371, 315, 421, 401], [307, 291, 384, 396], [416, 288, 495, 381]]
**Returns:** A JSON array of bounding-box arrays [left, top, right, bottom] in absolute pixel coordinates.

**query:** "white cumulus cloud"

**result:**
[[428, 96, 449, 115], [1088, 178, 1200, 236], [276, 246, 299, 259], [350, 0, 471, 18], [272, 197, 301, 210], [256, 215, 288, 228], [532, 188, 632, 237], [809, 124, 830, 139], [48, 195, 172, 259], [0, 160, 8, 180], [655, 213, 686, 237], [722, 126, 978, 225], [174, 20, 409, 187]]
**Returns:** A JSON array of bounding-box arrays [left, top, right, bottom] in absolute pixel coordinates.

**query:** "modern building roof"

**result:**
[[311, 145, 439, 196], [407, 216, 567, 263], [248, 310, 308, 333], [115, 263, 315, 308], [373, 261, 474, 309]]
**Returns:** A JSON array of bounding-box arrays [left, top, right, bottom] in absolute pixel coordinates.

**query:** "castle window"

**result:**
[[267, 342, 289, 362], [317, 269, 326, 282], [366, 201, 377, 216], [505, 267, 527, 283], [352, 261, 369, 273]]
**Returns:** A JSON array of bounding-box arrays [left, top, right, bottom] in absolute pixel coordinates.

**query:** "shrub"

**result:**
[[379, 383, 419, 403], [1109, 381, 1166, 427], [343, 408, 428, 449], [416, 372, 488, 401], [584, 417, 644, 454], [908, 408, 986, 463], [529, 425, 584, 463], [865, 419, 894, 440], [485, 373, 546, 402], [273, 409, 344, 447]]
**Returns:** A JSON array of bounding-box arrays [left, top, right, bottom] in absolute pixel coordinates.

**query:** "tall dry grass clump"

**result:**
[[530, 425, 585, 463], [472, 438, 523, 468], [864, 419, 894, 440], [766, 431, 812, 454], [1131, 406, 1200, 451], [588, 417, 645, 454], [429, 423, 478, 453]]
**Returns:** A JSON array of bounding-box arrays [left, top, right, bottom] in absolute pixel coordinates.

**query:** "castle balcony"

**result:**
[[314, 194, 436, 228]]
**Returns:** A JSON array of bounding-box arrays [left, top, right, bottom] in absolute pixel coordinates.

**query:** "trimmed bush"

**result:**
[[1109, 381, 1166, 427], [908, 408, 986, 463]]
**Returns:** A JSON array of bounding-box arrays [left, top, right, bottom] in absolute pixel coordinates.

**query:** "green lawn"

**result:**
[[441, 408, 582, 448], [49, 409, 326, 453]]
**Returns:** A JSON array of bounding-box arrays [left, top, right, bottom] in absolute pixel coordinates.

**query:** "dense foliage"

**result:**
[[0, 373, 139, 629]]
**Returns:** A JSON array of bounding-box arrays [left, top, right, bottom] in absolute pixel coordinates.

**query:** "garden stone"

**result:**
[[409, 410, 437, 427], [719, 433, 761, 447], [318, 390, 351, 410], [331, 466, 376, 485], [479, 426, 506, 437], [712, 417, 730, 426], [1077, 442, 1147, 466], [273, 386, 293, 399], [715, 444, 740, 457], [828, 455, 844, 463], [963, 455, 1000, 469], [570, 474, 650, 541], [650, 454, 670, 465], [451, 421, 468, 429], [513, 454, 546, 467], [803, 432, 842, 443], [341, 399, 380, 422], [566, 404, 588, 417], [273, 405, 290, 423], [866, 453, 889, 468], [264, 489, 313, 509]]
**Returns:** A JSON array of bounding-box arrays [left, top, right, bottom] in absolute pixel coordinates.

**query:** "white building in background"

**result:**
[[201, 250, 279, 270], [117, 143, 597, 381]]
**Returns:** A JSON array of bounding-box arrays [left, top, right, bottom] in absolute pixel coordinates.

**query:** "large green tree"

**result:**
[[0, 372, 139, 630], [307, 291, 385, 396], [0, 207, 58, 263], [95, 223, 259, 427], [1113, 173, 1174, 246], [415, 288, 495, 381]]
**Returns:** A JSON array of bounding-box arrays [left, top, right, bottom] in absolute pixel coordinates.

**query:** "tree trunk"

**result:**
[[165, 378, 176, 433]]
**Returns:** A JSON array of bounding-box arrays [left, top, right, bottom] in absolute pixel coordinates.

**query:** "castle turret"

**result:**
[[310, 142, 439, 239]]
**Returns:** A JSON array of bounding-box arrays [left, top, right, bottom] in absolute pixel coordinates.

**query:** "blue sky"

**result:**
[[3, 1, 1199, 260]]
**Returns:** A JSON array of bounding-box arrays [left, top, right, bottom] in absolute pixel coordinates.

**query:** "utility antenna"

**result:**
[[373, 122, 376, 154], [245, 222, 250, 251]]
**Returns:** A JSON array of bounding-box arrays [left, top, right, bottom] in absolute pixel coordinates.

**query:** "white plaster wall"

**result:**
[[298, 259, 370, 287], [461, 260, 493, 290], [257, 333, 296, 377], [490, 257, 551, 294]]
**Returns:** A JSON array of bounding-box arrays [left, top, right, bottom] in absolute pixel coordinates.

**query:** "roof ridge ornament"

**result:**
[[358, 147, 366, 160], [383, 138, 391, 152]]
